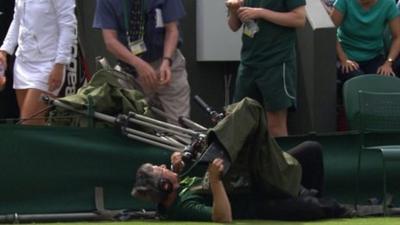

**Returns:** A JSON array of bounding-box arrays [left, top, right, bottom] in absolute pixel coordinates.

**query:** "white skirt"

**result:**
[[13, 57, 65, 96]]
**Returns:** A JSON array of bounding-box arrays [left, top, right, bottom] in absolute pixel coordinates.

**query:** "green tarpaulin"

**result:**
[[50, 69, 151, 127]]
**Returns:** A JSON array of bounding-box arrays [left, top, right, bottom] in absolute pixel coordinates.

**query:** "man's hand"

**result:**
[[208, 158, 224, 183], [135, 59, 159, 91], [48, 63, 65, 92], [158, 59, 172, 85], [170, 152, 184, 173], [237, 7, 262, 22]]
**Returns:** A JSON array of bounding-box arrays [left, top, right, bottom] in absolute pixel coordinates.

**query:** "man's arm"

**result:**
[[208, 158, 232, 223], [159, 21, 179, 85], [226, 0, 243, 31], [101, 29, 158, 89], [237, 5, 306, 28], [170, 154, 232, 222]]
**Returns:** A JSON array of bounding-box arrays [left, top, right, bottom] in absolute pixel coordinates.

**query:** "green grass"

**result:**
[[26, 218, 400, 225]]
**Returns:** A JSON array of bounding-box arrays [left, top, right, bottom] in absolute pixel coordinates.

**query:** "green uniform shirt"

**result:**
[[160, 176, 267, 221], [335, 0, 399, 61], [241, 0, 305, 67], [158, 177, 212, 221]]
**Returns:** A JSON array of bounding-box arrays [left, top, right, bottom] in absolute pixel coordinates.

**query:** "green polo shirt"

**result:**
[[241, 0, 306, 67], [158, 177, 212, 221], [335, 0, 399, 61]]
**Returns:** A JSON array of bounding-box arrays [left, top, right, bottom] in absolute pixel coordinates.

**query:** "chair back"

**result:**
[[343, 74, 400, 130], [358, 90, 400, 133]]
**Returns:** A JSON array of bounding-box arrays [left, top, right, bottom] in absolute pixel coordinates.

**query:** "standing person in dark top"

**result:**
[[226, 0, 306, 137]]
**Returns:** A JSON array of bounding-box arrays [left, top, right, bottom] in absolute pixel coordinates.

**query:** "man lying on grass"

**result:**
[[131, 98, 352, 223]]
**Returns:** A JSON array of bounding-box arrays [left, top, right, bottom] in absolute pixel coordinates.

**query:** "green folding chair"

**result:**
[[343, 75, 400, 215], [343, 74, 400, 130], [356, 90, 400, 215]]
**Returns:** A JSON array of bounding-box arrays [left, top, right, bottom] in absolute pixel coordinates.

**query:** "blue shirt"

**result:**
[[93, 0, 185, 62]]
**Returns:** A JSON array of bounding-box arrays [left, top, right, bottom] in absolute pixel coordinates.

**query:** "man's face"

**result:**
[[151, 164, 177, 182]]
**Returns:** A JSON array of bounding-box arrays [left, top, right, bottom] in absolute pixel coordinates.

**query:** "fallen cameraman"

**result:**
[[131, 98, 352, 222]]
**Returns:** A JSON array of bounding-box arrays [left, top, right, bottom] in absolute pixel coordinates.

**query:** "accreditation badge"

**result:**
[[129, 39, 147, 55]]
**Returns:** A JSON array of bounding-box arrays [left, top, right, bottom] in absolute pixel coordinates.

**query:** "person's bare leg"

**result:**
[[15, 89, 28, 111], [266, 109, 288, 137], [19, 89, 52, 125]]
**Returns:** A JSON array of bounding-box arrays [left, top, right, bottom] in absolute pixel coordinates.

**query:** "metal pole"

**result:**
[[128, 111, 203, 137], [125, 133, 182, 152], [123, 127, 185, 149], [127, 116, 194, 140], [0, 210, 157, 223], [179, 117, 208, 131], [46, 97, 185, 151], [47, 98, 116, 124], [150, 106, 207, 131], [0, 212, 104, 223]]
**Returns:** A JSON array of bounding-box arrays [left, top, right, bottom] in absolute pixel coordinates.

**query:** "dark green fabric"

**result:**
[[159, 177, 212, 221], [0, 124, 170, 214], [210, 98, 301, 197], [160, 177, 269, 221], [50, 69, 152, 127], [234, 60, 297, 111], [241, 0, 305, 67]]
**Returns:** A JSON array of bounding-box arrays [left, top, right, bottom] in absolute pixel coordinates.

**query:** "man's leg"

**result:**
[[154, 50, 190, 125], [266, 109, 288, 137], [210, 98, 302, 196], [257, 62, 296, 137], [287, 141, 324, 196]]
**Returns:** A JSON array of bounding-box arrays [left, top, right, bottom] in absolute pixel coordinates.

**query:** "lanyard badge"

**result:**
[[128, 38, 147, 56], [123, 0, 147, 55]]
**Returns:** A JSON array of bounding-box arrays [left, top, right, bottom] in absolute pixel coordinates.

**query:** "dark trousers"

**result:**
[[287, 141, 324, 196], [337, 54, 385, 83]]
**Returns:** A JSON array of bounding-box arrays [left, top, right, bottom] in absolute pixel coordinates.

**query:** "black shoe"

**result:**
[[298, 186, 319, 197]]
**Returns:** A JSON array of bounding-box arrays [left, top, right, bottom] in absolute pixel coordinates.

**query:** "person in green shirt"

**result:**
[[131, 98, 349, 222], [225, 0, 306, 138], [331, 0, 400, 82]]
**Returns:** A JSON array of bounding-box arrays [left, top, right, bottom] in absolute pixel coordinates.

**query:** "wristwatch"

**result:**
[[387, 57, 394, 64], [162, 57, 173, 66]]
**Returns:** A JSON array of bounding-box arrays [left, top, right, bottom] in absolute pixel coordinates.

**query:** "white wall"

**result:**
[[196, 0, 242, 61]]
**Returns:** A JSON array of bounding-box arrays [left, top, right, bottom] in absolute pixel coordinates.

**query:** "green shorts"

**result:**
[[233, 61, 297, 112]]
